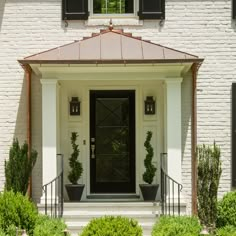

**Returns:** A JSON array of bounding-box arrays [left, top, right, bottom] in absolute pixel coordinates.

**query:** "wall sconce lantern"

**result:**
[[70, 97, 80, 116], [144, 96, 155, 115]]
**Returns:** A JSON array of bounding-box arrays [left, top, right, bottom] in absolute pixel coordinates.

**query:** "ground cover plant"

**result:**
[[80, 216, 142, 236], [151, 216, 201, 236], [34, 215, 68, 236]]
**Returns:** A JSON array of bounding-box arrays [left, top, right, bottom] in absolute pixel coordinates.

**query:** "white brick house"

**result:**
[[0, 0, 236, 218]]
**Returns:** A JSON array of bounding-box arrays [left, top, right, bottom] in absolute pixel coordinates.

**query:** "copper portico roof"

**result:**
[[18, 28, 203, 65]]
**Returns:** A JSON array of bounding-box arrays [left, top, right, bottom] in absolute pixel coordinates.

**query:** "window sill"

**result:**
[[85, 17, 143, 26]]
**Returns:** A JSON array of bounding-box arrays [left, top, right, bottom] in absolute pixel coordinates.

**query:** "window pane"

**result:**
[[93, 0, 133, 14]]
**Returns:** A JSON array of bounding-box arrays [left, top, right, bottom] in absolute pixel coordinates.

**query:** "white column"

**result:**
[[165, 78, 183, 184], [40, 79, 58, 203]]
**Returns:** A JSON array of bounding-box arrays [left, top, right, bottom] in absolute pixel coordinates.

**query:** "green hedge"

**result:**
[[217, 191, 236, 228], [0, 191, 38, 235], [152, 216, 201, 236], [80, 216, 142, 236]]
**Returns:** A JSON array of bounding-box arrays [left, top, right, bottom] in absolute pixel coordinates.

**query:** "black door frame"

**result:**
[[90, 90, 136, 193]]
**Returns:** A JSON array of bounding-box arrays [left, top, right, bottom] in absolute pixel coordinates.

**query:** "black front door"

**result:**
[[90, 90, 135, 193]]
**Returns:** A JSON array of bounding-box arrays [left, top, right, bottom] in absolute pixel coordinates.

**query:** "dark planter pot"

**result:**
[[65, 184, 85, 201], [139, 184, 159, 201]]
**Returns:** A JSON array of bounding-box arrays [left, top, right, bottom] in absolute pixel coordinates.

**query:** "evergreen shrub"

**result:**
[[216, 225, 236, 236], [34, 215, 68, 236], [0, 191, 38, 235], [68, 132, 83, 184], [151, 216, 201, 236], [197, 142, 222, 228], [216, 191, 236, 228], [5, 138, 37, 195], [80, 216, 142, 236], [143, 131, 156, 184]]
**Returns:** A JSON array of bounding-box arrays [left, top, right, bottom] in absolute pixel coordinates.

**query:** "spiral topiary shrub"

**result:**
[[80, 216, 142, 236], [151, 216, 201, 236], [143, 131, 156, 184], [0, 191, 38, 235], [68, 132, 83, 184], [216, 191, 236, 228]]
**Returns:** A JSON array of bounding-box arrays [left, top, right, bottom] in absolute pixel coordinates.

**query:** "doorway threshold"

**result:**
[[87, 194, 141, 201]]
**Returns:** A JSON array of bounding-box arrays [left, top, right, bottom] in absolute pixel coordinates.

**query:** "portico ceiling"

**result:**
[[18, 28, 203, 66]]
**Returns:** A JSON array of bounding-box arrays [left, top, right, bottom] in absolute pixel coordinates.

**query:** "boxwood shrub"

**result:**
[[217, 191, 236, 228], [152, 216, 201, 236], [34, 214, 68, 236], [80, 216, 142, 236], [216, 225, 236, 236], [0, 190, 38, 235]]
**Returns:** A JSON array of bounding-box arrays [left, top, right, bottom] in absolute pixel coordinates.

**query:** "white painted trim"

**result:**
[[40, 79, 59, 203], [165, 78, 182, 185]]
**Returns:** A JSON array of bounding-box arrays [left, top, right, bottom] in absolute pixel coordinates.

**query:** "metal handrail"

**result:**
[[42, 154, 64, 218], [160, 153, 183, 216]]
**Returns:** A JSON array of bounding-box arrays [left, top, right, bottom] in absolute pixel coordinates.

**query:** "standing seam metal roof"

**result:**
[[18, 28, 203, 64]]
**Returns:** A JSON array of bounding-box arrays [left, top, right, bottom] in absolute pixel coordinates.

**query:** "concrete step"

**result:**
[[38, 201, 183, 236]]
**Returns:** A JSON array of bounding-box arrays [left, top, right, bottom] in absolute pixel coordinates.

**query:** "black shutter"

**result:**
[[138, 0, 165, 20], [62, 0, 89, 20], [233, 0, 236, 19], [232, 83, 236, 187]]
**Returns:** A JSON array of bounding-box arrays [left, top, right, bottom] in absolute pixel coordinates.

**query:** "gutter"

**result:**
[[191, 62, 202, 216], [22, 64, 32, 198]]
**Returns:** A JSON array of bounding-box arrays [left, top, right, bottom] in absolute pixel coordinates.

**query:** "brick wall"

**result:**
[[0, 0, 235, 209]]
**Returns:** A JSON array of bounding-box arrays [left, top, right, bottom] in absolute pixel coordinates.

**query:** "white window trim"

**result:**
[[88, 0, 139, 18], [86, 0, 143, 26]]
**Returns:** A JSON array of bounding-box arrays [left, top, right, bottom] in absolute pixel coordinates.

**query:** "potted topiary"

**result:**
[[139, 131, 159, 201], [65, 132, 84, 201]]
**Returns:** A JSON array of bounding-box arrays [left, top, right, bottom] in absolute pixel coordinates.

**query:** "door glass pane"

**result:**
[[96, 98, 130, 182], [93, 0, 133, 14]]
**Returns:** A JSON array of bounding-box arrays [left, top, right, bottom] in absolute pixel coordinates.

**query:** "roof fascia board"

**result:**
[[30, 63, 193, 80]]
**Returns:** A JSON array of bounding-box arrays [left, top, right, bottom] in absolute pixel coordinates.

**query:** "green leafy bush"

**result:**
[[80, 216, 142, 236], [216, 225, 236, 236], [217, 191, 236, 228], [152, 216, 201, 236], [0, 191, 38, 235], [5, 138, 37, 195], [34, 215, 68, 236], [0, 228, 5, 236], [197, 142, 222, 228]]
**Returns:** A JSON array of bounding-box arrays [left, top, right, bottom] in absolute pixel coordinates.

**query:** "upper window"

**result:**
[[233, 0, 236, 19], [93, 0, 133, 14], [62, 0, 165, 20]]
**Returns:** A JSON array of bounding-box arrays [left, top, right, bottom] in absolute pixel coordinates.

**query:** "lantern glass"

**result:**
[[70, 97, 80, 116], [144, 96, 155, 115]]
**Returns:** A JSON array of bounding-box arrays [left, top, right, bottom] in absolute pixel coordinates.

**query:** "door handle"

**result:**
[[91, 144, 95, 159]]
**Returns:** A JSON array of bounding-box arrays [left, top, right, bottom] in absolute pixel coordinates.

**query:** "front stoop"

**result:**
[[38, 202, 161, 236]]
